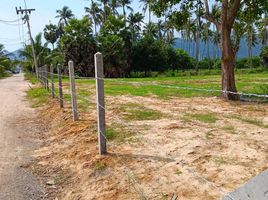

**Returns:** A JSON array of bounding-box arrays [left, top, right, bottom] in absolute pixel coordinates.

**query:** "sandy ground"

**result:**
[[0, 74, 44, 199], [34, 88, 268, 200]]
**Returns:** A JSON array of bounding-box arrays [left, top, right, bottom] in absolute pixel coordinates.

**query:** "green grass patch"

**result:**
[[94, 161, 107, 171], [222, 125, 237, 134], [183, 113, 218, 124], [233, 115, 267, 128], [63, 71, 268, 100], [24, 72, 38, 84], [119, 103, 164, 121], [106, 124, 138, 143], [26, 87, 50, 107], [175, 168, 182, 176]]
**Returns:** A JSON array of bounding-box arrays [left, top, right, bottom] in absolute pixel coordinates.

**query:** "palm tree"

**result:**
[[85, 0, 103, 35], [127, 12, 144, 41], [99, 0, 109, 21], [140, 0, 152, 23], [245, 23, 258, 58], [109, 0, 120, 16], [201, 21, 212, 59], [211, 4, 221, 59], [143, 22, 158, 39], [56, 6, 74, 26], [118, 0, 133, 21], [20, 33, 49, 71], [258, 18, 268, 48], [43, 23, 59, 49]]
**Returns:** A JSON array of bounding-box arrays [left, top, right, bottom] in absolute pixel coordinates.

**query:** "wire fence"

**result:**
[[35, 53, 268, 200]]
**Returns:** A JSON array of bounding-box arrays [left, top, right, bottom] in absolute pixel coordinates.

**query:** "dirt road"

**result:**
[[0, 74, 43, 199]]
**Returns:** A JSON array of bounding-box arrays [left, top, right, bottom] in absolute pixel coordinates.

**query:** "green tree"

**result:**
[[85, 0, 103, 35], [43, 23, 59, 49], [151, 0, 268, 100], [118, 0, 133, 21], [20, 33, 50, 72], [127, 12, 144, 41], [56, 6, 74, 26], [61, 17, 97, 76], [140, 0, 152, 23]]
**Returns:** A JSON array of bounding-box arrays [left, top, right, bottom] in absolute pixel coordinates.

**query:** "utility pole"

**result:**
[[16, 7, 38, 76]]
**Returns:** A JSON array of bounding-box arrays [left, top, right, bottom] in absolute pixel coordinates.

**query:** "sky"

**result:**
[[0, 0, 144, 52]]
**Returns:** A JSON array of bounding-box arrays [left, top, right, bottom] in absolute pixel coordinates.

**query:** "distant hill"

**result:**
[[174, 38, 262, 59], [5, 49, 24, 61]]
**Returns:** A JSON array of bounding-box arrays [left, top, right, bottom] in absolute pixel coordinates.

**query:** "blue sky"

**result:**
[[0, 0, 145, 52]]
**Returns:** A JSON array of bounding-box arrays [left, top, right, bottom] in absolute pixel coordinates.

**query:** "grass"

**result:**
[[119, 103, 164, 121], [94, 161, 106, 171], [106, 125, 138, 143], [222, 124, 237, 134], [24, 72, 38, 84], [183, 113, 218, 124], [175, 168, 182, 176], [26, 87, 50, 107], [71, 71, 268, 100], [232, 115, 268, 128]]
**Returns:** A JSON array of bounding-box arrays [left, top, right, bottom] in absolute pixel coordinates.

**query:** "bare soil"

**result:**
[[34, 93, 268, 200], [0, 74, 44, 199]]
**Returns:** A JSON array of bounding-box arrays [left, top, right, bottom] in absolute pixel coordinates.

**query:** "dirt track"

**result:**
[[0, 74, 43, 199]]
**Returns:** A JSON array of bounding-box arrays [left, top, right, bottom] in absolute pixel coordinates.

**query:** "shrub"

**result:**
[[236, 57, 262, 68], [260, 46, 268, 67], [198, 58, 217, 69], [0, 66, 4, 76]]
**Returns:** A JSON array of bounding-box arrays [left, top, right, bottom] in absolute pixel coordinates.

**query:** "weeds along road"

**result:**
[[0, 74, 43, 199]]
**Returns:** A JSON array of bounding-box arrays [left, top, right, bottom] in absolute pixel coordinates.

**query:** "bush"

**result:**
[[235, 57, 262, 68], [0, 66, 4, 75], [198, 58, 219, 69], [260, 46, 268, 67], [174, 49, 194, 70]]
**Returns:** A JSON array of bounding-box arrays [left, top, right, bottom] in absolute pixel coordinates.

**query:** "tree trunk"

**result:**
[[221, 26, 239, 100], [149, 6, 151, 23], [195, 18, 200, 74]]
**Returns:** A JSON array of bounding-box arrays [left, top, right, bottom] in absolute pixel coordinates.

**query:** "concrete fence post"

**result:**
[[68, 61, 79, 121], [50, 64, 55, 98], [57, 64, 64, 108], [95, 52, 107, 155], [45, 65, 49, 90]]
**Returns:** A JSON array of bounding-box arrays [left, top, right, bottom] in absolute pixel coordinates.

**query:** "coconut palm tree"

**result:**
[[20, 33, 50, 71], [85, 0, 103, 35], [143, 22, 158, 39], [140, 0, 152, 23], [245, 23, 258, 58], [118, 0, 133, 21], [56, 6, 74, 26], [109, 0, 120, 16], [258, 17, 268, 48], [127, 12, 144, 41]]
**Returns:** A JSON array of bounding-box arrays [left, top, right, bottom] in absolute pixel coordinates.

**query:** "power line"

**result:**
[[16, 6, 38, 75]]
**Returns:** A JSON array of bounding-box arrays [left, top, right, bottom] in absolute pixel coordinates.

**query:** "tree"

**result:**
[[20, 33, 50, 72], [98, 15, 131, 77], [151, 0, 268, 100], [127, 12, 144, 41], [260, 45, 268, 66], [56, 6, 74, 26], [140, 0, 152, 23], [85, 0, 103, 35], [109, 0, 120, 15], [118, 0, 133, 21], [61, 17, 97, 76], [43, 23, 59, 49], [258, 18, 268, 47]]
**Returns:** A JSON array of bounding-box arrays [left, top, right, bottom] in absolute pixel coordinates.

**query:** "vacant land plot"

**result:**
[[27, 72, 268, 200]]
